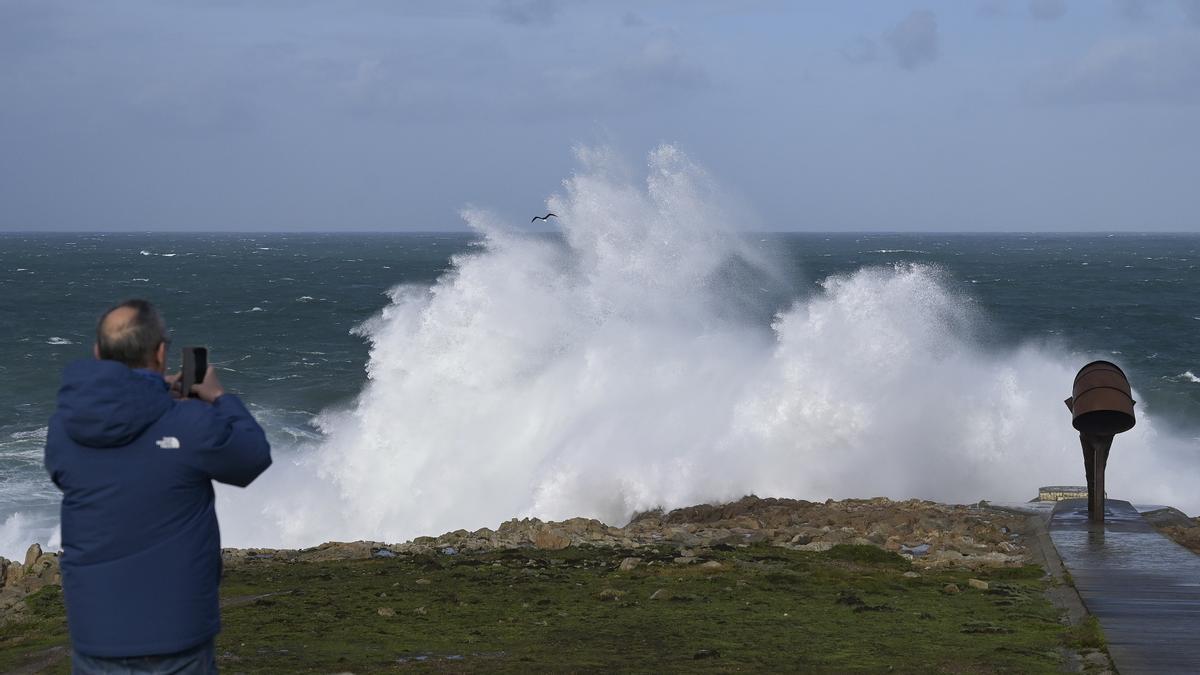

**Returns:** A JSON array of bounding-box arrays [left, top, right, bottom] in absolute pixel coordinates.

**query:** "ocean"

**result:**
[[2, 164, 1198, 560]]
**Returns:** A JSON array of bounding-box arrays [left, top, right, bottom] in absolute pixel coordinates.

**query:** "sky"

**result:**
[[1, 0, 1198, 232]]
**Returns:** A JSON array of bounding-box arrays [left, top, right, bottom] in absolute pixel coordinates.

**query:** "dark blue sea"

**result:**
[[2, 232, 1197, 556]]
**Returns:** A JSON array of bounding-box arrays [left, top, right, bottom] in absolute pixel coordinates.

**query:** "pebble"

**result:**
[[597, 588, 626, 601], [942, 584, 960, 595]]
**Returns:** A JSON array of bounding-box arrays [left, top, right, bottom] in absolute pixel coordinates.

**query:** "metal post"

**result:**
[[1083, 433, 1113, 523], [1067, 361, 1134, 525]]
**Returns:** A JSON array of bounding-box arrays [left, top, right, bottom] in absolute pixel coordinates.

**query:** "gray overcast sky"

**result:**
[[1, 0, 1198, 232]]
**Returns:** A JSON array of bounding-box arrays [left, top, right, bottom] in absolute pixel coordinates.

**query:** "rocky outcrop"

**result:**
[[1143, 507, 1200, 554], [221, 496, 1033, 570], [0, 543, 62, 625]]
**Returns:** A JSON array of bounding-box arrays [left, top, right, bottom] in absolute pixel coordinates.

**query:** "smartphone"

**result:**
[[180, 346, 208, 398]]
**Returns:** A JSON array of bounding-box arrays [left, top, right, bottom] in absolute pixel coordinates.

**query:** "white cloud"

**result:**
[[841, 36, 880, 65], [492, 0, 560, 26], [1181, 0, 1200, 25], [1029, 0, 1067, 21], [1030, 32, 1200, 105], [885, 10, 939, 70], [1115, 0, 1155, 22], [621, 11, 645, 28], [978, 0, 1009, 16]]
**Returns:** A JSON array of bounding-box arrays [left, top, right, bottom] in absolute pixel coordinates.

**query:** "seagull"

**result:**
[[530, 213, 558, 223]]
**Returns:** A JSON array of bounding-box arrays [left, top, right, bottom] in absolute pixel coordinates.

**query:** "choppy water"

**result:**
[[1, 158, 1198, 559]]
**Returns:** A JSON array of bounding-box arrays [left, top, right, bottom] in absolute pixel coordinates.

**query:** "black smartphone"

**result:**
[[180, 346, 208, 398]]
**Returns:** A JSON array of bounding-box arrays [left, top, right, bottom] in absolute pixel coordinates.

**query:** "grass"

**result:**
[[1062, 616, 1106, 651], [1, 544, 1083, 673]]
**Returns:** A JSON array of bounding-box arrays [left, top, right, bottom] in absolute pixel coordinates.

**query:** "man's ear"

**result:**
[[156, 342, 168, 372], [93, 344, 101, 360]]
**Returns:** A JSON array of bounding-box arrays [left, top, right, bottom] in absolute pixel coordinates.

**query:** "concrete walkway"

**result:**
[[1049, 499, 1200, 674]]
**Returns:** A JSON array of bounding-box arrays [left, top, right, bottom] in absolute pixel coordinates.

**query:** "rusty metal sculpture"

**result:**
[[1065, 361, 1136, 523]]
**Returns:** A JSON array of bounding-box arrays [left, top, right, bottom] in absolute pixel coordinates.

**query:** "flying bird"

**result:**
[[530, 213, 557, 223]]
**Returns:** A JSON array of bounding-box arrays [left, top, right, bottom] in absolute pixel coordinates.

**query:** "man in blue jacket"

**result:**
[[45, 299, 272, 673]]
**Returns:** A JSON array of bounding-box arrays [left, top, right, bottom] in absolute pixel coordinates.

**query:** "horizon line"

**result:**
[[1, 229, 1197, 236]]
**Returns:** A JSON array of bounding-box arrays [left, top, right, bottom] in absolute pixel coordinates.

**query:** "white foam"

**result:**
[[297, 296, 315, 302], [205, 145, 1200, 549], [9, 427, 48, 441], [46, 337, 73, 345], [1177, 371, 1200, 384], [0, 512, 59, 561]]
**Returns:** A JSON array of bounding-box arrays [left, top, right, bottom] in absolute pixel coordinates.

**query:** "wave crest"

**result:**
[[213, 145, 1199, 549]]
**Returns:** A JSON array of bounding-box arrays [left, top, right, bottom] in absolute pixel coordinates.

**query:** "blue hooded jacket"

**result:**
[[44, 359, 272, 657]]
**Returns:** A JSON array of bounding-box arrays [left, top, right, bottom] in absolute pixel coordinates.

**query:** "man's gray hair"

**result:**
[[96, 299, 169, 368]]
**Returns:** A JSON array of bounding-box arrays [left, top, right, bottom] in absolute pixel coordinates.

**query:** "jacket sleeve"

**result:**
[[184, 394, 273, 487]]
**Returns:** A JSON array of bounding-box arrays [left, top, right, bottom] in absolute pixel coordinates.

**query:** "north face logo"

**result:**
[[155, 436, 181, 449]]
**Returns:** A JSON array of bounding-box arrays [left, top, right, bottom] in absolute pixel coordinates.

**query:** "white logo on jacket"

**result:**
[[155, 436, 181, 449]]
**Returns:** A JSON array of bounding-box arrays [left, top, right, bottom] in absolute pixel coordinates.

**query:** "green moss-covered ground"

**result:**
[[1, 544, 1085, 673]]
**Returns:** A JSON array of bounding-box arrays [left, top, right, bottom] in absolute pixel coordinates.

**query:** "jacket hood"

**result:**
[[57, 359, 173, 448]]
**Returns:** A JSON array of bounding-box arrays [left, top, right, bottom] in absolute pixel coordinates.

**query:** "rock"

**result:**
[[942, 584, 960, 595], [413, 606, 427, 615], [30, 553, 59, 583], [216, 495, 1037, 574], [666, 528, 703, 547], [298, 541, 375, 562], [726, 528, 768, 545], [693, 649, 720, 659], [377, 607, 395, 617], [794, 541, 833, 552], [673, 556, 698, 565], [836, 591, 865, 607], [902, 571, 921, 578], [649, 588, 667, 600], [533, 529, 570, 551], [699, 560, 724, 570], [1082, 651, 1109, 668], [618, 557, 641, 572], [1142, 507, 1195, 529], [967, 578, 988, 591], [596, 588, 625, 601], [23, 544, 42, 570]]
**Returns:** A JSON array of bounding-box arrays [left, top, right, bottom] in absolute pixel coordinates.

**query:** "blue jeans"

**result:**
[[72, 639, 217, 675]]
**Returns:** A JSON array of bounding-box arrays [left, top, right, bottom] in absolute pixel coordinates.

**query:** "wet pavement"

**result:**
[[1049, 499, 1200, 674]]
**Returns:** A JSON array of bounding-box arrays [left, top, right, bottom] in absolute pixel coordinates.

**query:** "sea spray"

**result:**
[[213, 145, 1198, 550]]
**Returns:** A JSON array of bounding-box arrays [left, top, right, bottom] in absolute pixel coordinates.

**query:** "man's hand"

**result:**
[[165, 372, 183, 400], [189, 367, 227, 404]]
